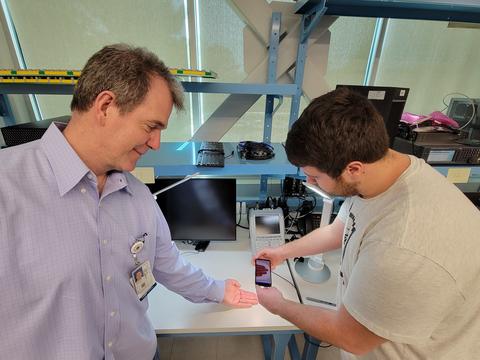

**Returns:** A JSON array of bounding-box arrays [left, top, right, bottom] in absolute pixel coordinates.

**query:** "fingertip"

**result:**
[[227, 278, 240, 286]]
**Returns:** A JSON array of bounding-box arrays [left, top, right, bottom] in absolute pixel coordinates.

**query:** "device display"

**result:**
[[426, 149, 455, 163], [255, 215, 281, 235], [255, 258, 272, 287], [149, 178, 236, 242]]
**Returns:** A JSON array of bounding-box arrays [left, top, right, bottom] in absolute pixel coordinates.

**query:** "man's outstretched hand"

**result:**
[[222, 279, 258, 308]]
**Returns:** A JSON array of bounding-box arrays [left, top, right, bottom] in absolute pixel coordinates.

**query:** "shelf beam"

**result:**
[[181, 82, 297, 96], [296, 0, 480, 23], [0, 82, 298, 97]]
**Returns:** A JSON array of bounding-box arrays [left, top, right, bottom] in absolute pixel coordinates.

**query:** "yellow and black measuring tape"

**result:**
[[0, 68, 217, 85]]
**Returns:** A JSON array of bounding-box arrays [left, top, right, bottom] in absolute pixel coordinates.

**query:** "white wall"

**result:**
[[375, 19, 480, 115], [3, 0, 193, 140]]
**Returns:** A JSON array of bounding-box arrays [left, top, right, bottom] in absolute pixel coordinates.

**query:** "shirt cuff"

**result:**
[[206, 279, 225, 303]]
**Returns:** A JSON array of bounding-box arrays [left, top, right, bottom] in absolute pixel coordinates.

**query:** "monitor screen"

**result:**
[[148, 178, 236, 241], [336, 85, 409, 145], [255, 214, 281, 235], [447, 98, 479, 129]]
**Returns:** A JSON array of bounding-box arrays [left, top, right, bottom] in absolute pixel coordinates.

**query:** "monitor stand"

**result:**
[[194, 241, 210, 252]]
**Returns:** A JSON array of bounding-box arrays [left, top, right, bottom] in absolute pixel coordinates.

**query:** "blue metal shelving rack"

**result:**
[[138, 142, 297, 177], [2, 0, 480, 191]]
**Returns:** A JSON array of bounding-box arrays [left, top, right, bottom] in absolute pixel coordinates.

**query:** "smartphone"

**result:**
[[255, 258, 272, 287]]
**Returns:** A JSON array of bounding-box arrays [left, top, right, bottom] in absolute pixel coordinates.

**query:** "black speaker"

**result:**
[[1, 115, 70, 147]]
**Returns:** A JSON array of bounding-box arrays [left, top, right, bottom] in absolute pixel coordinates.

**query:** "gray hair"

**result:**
[[71, 43, 184, 114]]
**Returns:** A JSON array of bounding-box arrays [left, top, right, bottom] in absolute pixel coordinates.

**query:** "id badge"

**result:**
[[130, 261, 157, 301]]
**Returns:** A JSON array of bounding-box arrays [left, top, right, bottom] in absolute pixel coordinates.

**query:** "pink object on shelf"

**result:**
[[401, 111, 459, 128]]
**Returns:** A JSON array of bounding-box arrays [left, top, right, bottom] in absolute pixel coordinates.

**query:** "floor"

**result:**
[[157, 333, 340, 360]]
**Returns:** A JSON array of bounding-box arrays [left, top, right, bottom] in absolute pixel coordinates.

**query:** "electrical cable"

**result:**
[[272, 271, 295, 288], [285, 194, 317, 235], [236, 208, 249, 229]]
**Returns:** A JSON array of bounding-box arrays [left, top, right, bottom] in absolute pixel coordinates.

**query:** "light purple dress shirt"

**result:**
[[0, 123, 224, 360]]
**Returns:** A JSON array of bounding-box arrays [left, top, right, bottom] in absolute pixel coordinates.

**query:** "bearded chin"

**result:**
[[336, 180, 360, 197]]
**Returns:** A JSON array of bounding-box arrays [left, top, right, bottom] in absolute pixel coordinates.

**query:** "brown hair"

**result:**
[[285, 88, 389, 178], [71, 43, 184, 114]]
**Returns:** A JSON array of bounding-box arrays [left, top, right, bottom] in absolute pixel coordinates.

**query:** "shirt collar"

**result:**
[[40, 122, 133, 196], [104, 171, 134, 197]]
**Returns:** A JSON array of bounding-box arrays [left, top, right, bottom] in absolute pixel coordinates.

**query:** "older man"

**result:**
[[0, 44, 257, 360]]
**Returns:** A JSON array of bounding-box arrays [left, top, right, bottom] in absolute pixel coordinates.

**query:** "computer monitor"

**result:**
[[336, 85, 409, 146], [148, 178, 236, 248], [447, 98, 480, 140]]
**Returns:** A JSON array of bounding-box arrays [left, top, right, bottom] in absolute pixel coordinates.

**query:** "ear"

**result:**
[[93, 90, 116, 126], [343, 161, 365, 181]]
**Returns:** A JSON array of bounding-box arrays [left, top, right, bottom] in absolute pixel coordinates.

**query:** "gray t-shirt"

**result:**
[[337, 155, 480, 359]]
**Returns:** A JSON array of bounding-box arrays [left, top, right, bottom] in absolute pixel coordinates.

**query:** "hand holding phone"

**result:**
[[253, 246, 284, 270], [255, 258, 272, 287]]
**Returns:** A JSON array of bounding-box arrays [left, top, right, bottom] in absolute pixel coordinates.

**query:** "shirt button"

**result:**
[[87, 174, 93, 180], [105, 275, 112, 281], [103, 239, 108, 245], [110, 311, 116, 317], [107, 341, 113, 348], [80, 188, 86, 194]]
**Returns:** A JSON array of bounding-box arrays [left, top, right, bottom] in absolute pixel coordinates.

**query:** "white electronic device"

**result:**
[[249, 208, 285, 255]]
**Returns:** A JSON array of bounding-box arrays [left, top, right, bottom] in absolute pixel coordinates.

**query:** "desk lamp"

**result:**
[[294, 182, 334, 284], [152, 172, 200, 199]]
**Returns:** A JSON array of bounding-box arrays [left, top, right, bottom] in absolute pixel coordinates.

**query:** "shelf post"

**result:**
[[289, 1, 327, 128], [263, 11, 281, 144], [260, 12, 282, 200]]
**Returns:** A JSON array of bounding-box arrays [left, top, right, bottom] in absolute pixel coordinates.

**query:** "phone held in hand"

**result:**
[[255, 258, 272, 287]]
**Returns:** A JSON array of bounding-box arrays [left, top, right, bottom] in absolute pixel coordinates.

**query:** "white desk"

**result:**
[[147, 230, 301, 360], [288, 249, 341, 309], [288, 250, 341, 359]]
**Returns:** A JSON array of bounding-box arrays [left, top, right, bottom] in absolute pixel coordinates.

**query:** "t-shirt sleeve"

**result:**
[[337, 198, 351, 223], [342, 241, 464, 344]]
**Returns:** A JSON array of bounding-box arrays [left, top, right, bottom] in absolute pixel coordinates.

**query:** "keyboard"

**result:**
[[252, 236, 284, 255], [196, 142, 225, 167]]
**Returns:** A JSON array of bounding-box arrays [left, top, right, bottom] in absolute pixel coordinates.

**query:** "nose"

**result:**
[[306, 176, 316, 184], [147, 129, 161, 150]]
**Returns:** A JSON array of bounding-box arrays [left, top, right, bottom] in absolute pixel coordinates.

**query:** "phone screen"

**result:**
[[255, 258, 272, 287]]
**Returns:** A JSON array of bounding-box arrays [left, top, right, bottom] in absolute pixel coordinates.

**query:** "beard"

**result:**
[[333, 177, 360, 197]]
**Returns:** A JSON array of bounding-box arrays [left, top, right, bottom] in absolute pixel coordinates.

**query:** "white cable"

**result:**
[[152, 172, 200, 199]]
